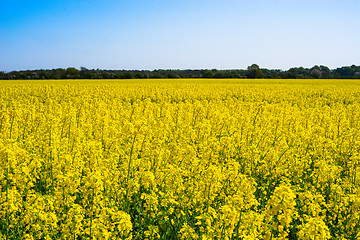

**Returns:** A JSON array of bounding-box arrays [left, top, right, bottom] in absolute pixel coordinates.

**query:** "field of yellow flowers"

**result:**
[[1, 79, 360, 239]]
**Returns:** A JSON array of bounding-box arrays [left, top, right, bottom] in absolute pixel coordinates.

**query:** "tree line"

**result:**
[[1, 64, 360, 80]]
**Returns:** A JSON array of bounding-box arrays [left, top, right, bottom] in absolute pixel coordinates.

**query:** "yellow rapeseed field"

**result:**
[[1, 79, 360, 239]]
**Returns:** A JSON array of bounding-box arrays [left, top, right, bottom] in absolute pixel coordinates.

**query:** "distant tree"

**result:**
[[80, 68, 92, 79], [53, 68, 66, 79], [333, 65, 358, 78], [287, 68, 298, 78], [0, 71, 6, 79], [114, 72, 122, 79], [121, 72, 133, 79], [135, 72, 144, 79], [203, 70, 215, 78], [310, 67, 322, 79], [319, 65, 331, 78], [296, 67, 310, 77], [92, 69, 103, 79], [31, 71, 40, 79], [102, 71, 115, 79], [66, 67, 80, 78], [247, 64, 264, 78]]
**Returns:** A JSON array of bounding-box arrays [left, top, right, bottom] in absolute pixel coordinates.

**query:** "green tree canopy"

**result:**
[[247, 64, 264, 78]]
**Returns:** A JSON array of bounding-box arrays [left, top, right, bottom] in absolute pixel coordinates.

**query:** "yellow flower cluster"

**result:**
[[1, 79, 360, 239]]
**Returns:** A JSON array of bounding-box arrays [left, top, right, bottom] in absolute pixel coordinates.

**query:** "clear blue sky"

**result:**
[[1, 0, 359, 71]]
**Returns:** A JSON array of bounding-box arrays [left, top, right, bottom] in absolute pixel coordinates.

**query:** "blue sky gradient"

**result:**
[[1, 0, 359, 71]]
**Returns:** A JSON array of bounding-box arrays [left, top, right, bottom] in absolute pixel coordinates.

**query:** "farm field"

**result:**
[[1, 79, 360, 239]]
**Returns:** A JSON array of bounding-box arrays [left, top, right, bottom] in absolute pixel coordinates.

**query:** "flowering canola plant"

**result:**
[[1, 79, 360, 239]]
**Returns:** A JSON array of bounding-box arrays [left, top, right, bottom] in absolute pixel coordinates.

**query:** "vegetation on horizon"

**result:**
[[1, 64, 360, 80]]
